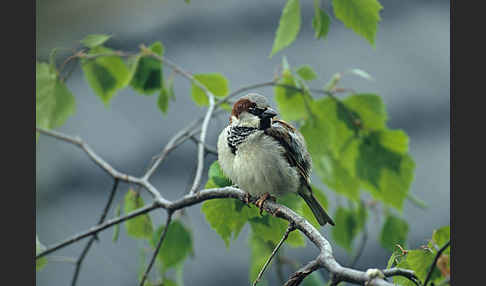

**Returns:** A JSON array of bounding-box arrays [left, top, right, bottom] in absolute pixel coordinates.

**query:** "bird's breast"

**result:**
[[231, 133, 300, 197]]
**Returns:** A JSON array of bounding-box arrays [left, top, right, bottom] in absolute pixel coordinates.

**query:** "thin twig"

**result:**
[[188, 87, 215, 194], [423, 240, 450, 286], [36, 127, 168, 205], [189, 135, 218, 155], [36, 202, 160, 259], [350, 221, 368, 268], [143, 117, 201, 180], [142, 51, 217, 195], [139, 211, 173, 286], [71, 179, 119, 286], [253, 222, 296, 286]]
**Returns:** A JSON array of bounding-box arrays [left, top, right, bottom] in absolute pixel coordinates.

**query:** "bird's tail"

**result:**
[[298, 188, 335, 226]]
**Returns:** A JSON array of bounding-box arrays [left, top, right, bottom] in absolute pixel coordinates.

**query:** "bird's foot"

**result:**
[[255, 193, 276, 216]]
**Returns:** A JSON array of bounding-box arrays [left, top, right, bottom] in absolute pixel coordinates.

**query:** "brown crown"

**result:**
[[230, 98, 256, 122]]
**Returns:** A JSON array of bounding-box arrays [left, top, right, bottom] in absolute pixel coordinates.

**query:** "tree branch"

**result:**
[[383, 268, 420, 286], [139, 211, 173, 286], [143, 117, 202, 180], [37, 53, 420, 285], [253, 222, 296, 286], [71, 179, 119, 286], [36, 186, 413, 286], [36, 127, 169, 205], [143, 51, 217, 195], [423, 240, 450, 286], [36, 202, 161, 259], [188, 134, 218, 155]]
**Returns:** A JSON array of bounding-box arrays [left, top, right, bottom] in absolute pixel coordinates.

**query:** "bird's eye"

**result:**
[[248, 107, 264, 115]]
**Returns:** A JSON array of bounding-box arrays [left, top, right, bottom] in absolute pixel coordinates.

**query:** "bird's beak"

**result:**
[[259, 108, 278, 119]]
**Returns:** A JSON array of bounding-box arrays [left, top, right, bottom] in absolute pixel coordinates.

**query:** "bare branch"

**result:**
[[36, 184, 415, 286], [71, 179, 119, 286], [36, 202, 160, 259], [189, 134, 218, 155], [253, 222, 296, 286], [423, 240, 450, 286], [284, 259, 321, 286], [143, 51, 217, 195], [143, 117, 201, 180], [36, 127, 169, 205], [139, 211, 173, 286], [188, 90, 215, 194], [350, 202, 368, 268], [383, 268, 420, 286]]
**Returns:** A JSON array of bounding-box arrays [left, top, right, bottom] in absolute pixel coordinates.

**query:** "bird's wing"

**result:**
[[264, 119, 312, 187]]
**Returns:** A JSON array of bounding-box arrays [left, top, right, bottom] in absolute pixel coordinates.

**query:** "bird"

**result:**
[[217, 93, 335, 226]]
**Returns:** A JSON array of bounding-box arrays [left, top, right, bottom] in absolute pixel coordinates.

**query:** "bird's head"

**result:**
[[229, 93, 278, 130]]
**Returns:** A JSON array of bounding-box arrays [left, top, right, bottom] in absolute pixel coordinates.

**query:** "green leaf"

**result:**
[[394, 249, 437, 286], [130, 42, 164, 95], [208, 161, 233, 187], [112, 204, 121, 243], [80, 34, 112, 48], [296, 65, 317, 81], [191, 73, 229, 106], [36, 235, 48, 271], [201, 198, 259, 247], [386, 248, 404, 269], [378, 129, 409, 154], [356, 132, 415, 210], [158, 88, 169, 114], [430, 226, 450, 255], [158, 76, 175, 115], [343, 94, 387, 130], [274, 68, 311, 121], [36, 62, 76, 138], [151, 219, 193, 271], [332, 0, 383, 46], [247, 193, 305, 247], [250, 213, 305, 248], [300, 99, 360, 201], [332, 206, 359, 252], [312, 7, 330, 40], [81, 46, 130, 105], [270, 0, 301, 57], [380, 214, 408, 251], [390, 226, 450, 285], [124, 190, 154, 240]]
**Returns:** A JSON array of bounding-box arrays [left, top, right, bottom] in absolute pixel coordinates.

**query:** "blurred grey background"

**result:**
[[36, 0, 450, 285]]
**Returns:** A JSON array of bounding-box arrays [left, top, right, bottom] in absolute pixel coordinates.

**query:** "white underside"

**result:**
[[217, 126, 300, 197]]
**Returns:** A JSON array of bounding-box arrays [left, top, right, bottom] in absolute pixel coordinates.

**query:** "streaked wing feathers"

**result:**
[[264, 119, 312, 186]]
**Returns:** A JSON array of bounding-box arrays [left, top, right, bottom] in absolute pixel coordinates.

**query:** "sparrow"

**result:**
[[217, 93, 335, 226]]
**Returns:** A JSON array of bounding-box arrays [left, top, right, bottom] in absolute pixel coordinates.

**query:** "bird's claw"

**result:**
[[255, 193, 276, 215]]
